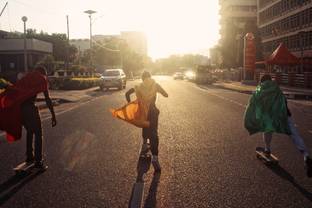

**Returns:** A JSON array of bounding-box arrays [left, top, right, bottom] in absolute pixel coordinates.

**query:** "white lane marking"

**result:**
[[193, 85, 247, 108], [42, 96, 104, 121], [0, 96, 104, 143]]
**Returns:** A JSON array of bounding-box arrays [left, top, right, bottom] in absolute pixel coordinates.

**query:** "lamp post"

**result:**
[[84, 10, 96, 67], [21, 16, 28, 72]]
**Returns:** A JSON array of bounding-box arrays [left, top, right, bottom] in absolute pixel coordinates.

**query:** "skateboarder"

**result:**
[[125, 71, 168, 172], [21, 66, 57, 169], [245, 74, 312, 177]]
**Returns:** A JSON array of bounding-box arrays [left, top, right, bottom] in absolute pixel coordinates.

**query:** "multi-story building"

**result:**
[[71, 32, 148, 57], [219, 0, 257, 68], [69, 39, 90, 55], [0, 37, 53, 73], [258, 0, 312, 72]]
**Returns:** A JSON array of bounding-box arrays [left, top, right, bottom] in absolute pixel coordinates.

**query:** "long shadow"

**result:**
[[267, 164, 312, 202], [143, 172, 161, 208], [0, 171, 44, 206], [89, 88, 121, 97], [128, 154, 152, 208]]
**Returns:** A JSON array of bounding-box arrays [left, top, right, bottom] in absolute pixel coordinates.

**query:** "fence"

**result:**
[[257, 72, 312, 88]]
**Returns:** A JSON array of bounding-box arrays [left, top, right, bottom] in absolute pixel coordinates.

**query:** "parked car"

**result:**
[[173, 72, 184, 80], [100, 69, 127, 90]]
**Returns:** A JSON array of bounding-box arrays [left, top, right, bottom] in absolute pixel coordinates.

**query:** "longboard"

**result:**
[[13, 162, 35, 174], [256, 147, 279, 165], [13, 162, 48, 175]]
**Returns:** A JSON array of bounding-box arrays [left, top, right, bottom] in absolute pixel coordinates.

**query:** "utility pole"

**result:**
[[66, 15, 70, 70], [22, 16, 28, 72]]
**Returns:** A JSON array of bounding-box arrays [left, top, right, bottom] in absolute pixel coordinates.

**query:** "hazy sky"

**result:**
[[0, 0, 220, 59]]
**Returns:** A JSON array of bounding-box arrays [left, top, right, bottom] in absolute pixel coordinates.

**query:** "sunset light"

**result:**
[[0, 0, 220, 59]]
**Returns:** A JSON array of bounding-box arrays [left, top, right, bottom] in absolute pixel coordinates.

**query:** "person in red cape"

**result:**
[[0, 66, 57, 169]]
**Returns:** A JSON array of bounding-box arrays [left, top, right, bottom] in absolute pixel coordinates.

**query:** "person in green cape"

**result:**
[[244, 74, 312, 177]]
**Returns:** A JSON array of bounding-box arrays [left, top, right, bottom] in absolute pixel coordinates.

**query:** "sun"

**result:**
[[139, 0, 220, 59]]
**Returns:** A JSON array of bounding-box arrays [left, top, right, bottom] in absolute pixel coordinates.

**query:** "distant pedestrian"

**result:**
[[244, 74, 312, 177], [21, 66, 57, 169]]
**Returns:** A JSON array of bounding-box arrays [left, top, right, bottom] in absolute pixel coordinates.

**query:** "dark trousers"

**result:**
[[21, 104, 43, 162], [142, 105, 160, 156]]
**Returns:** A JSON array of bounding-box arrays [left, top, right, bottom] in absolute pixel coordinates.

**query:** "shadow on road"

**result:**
[[268, 164, 312, 202], [143, 172, 161, 208], [128, 154, 152, 208], [0, 171, 43, 206]]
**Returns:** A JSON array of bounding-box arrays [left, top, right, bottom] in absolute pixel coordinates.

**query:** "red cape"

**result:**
[[0, 71, 48, 142]]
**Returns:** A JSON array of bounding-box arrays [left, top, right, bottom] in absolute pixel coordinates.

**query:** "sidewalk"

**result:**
[[213, 81, 312, 99], [36, 86, 100, 109]]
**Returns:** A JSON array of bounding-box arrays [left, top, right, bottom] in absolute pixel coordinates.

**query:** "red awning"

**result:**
[[266, 43, 300, 65]]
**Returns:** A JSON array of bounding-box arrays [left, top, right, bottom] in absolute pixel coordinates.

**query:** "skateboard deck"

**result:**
[[13, 162, 35, 174], [256, 147, 279, 165]]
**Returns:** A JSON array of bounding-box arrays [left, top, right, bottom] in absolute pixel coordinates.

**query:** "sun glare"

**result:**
[[0, 0, 220, 60], [141, 0, 220, 59]]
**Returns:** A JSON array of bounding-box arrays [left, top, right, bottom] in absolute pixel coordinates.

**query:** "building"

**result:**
[[70, 32, 148, 57], [120, 31, 147, 56], [257, 0, 312, 72], [209, 46, 222, 66], [69, 38, 90, 55], [0, 38, 53, 72], [219, 0, 257, 67]]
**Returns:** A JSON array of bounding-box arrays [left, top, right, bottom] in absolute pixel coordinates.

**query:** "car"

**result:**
[[173, 72, 184, 80], [100, 69, 127, 91]]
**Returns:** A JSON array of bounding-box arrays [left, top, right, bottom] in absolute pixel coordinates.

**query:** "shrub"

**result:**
[[49, 77, 101, 90]]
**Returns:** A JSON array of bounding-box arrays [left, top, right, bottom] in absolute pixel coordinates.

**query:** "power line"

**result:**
[[0, 1, 8, 17]]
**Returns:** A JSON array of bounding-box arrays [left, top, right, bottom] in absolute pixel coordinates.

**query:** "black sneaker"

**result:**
[[25, 158, 34, 165], [305, 157, 312, 178], [34, 161, 48, 171]]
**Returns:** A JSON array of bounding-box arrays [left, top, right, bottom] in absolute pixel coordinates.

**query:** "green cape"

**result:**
[[244, 80, 291, 135]]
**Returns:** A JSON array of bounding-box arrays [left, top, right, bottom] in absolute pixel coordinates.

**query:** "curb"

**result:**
[[212, 84, 312, 100]]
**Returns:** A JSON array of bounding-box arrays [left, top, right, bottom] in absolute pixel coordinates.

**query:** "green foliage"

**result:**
[[150, 54, 208, 74], [49, 77, 101, 90]]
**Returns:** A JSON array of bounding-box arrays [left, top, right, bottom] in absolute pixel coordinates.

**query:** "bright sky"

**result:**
[[0, 0, 220, 59]]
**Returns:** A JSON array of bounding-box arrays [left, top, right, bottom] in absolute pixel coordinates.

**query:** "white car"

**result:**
[[100, 69, 127, 90]]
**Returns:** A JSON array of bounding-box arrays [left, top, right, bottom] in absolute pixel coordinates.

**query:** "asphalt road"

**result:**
[[1, 76, 312, 208]]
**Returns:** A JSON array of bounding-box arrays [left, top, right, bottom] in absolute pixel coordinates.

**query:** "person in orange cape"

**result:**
[[0, 66, 56, 169], [111, 71, 168, 172]]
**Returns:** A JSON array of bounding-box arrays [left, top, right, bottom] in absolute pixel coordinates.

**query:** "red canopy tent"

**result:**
[[266, 43, 300, 65]]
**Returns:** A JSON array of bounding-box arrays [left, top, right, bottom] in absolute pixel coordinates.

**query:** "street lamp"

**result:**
[[21, 16, 28, 72], [84, 10, 96, 67]]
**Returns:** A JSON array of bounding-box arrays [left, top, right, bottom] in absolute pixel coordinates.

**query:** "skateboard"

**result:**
[[256, 147, 279, 165], [13, 162, 47, 175]]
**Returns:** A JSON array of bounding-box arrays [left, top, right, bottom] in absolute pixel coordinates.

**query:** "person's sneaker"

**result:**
[[152, 156, 161, 173], [34, 161, 48, 171], [25, 158, 34, 165], [304, 156, 312, 178]]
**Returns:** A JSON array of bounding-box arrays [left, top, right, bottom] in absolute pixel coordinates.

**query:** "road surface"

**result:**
[[0, 76, 312, 207]]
